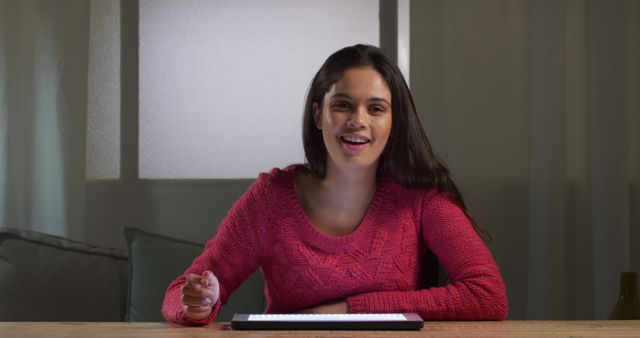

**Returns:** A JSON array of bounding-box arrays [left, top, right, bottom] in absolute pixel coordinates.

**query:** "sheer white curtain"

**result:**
[[0, 0, 89, 240], [411, 0, 640, 320]]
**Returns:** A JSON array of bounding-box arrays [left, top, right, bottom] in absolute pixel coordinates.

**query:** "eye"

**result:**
[[332, 101, 352, 111], [369, 105, 386, 114]]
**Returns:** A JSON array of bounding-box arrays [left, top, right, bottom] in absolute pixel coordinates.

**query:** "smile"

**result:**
[[340, 134, 371, 154], [340, 134, 371, 145]]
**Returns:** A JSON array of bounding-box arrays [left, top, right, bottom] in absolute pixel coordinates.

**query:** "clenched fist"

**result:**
[[180, 270, 220, 320]]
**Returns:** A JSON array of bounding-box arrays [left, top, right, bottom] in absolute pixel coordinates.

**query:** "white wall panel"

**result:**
[[139, 0, 379, 178], [86, 0, 120, 179]]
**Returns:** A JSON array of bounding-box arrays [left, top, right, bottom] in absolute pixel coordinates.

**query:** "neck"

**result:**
[[322, 161, 378, 203]]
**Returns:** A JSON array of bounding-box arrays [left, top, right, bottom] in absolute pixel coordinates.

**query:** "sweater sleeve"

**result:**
[[347, 191, 508, 320], [161, 174, 270, 325]]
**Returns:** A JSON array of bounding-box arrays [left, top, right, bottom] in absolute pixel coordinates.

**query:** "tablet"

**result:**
[[230, 313, 424, 330]]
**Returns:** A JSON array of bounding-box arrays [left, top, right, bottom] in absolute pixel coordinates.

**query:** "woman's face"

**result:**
[[315, 66, 392, 174]]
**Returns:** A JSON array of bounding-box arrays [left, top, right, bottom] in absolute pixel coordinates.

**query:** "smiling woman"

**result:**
[[161, 45, 508, 325], [315, 67, 393, 174]]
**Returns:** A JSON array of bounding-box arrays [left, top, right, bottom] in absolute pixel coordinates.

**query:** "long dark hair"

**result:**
[[301, 44, 490, 242]]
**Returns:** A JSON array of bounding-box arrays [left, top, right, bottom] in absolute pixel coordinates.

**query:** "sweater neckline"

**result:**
[[284, 167, 390, 246]]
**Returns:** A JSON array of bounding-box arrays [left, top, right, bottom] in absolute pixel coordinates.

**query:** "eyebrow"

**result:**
[[330, 93, 391, 106]]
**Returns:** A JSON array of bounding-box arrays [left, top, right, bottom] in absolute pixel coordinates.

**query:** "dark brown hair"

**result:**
[[301, 44, 490, 241]]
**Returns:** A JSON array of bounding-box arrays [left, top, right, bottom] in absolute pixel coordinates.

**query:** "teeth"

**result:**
[[342, 135, 369, 144]]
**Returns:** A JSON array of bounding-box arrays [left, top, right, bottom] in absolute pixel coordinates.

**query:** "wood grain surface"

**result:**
[[0, 320, 639, 337]]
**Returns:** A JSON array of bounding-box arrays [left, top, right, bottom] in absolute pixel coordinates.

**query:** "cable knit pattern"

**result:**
[[162, 167, 507, 325]]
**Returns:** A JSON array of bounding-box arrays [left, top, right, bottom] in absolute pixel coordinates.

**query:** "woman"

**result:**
[[162, 44, 507, 325]]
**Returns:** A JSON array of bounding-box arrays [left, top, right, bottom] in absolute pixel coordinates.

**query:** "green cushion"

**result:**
[[124, 227, 265, 322], [0, 228, 128, 321]]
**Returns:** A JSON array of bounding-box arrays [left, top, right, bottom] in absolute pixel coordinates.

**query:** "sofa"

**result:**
[[0, 227, 445, 322], [0, 227, 264, 322]]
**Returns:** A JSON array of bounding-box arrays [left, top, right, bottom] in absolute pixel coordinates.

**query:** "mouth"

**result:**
[[340, 134, 371, 154], [340, 134, 371, 145]]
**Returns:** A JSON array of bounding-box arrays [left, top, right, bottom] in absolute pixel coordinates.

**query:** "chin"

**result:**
[[339, 159, 379, 172]]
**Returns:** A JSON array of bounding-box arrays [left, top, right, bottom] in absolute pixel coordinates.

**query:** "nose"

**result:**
[[346, 106, 367, 128]]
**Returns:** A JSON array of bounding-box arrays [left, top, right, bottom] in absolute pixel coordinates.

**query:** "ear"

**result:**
[[312, 103, 322, 130]]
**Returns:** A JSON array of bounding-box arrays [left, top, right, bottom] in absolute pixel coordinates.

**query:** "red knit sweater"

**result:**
[[162, 167, 507, 325]]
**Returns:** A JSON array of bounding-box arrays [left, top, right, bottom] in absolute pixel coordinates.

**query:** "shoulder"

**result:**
[[421, 188, 458, 209], [377, 176, 444, 206], [379, 178, 463, 221], [245, 166, 296, 199], [228, 166, 295, 220], [256, 166, 294, 184], [419, 189, 469, 230]]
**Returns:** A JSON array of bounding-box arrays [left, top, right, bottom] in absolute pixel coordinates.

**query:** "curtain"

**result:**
[[411, 0, 639, 319], [0, 0, 89, 240]]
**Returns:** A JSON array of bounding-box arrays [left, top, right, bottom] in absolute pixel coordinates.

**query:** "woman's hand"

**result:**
[[180, 270, 219, 320], [298, 300, 348, 314]]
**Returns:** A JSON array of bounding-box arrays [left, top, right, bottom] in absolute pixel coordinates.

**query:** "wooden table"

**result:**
[[0, 321, 639, 337]]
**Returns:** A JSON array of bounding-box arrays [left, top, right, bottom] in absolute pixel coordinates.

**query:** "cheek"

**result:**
[[376, 117, 393, 141], [323, 112, 344, 133], [320, 116, 337, 145]]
